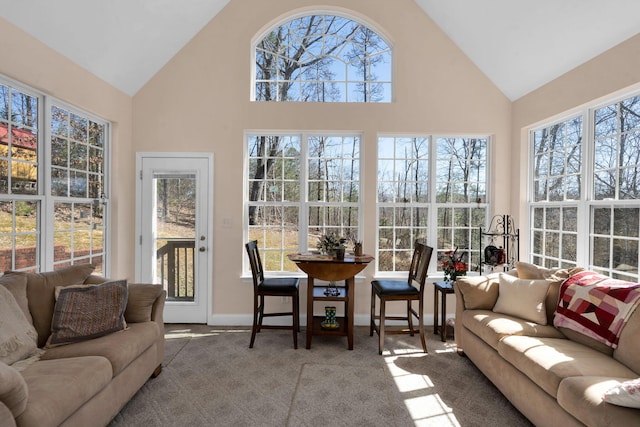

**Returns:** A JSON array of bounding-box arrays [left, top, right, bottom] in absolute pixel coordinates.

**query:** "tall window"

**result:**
[[246, 133, 361, 273], [50, 104, 107, 270], [254, 14, 391, 102], [591, 95, 640, 279], [1, 83, 40, 271], [377, 136, 488, 273], [0, 77, 109, 273], [530, 116, 582, 269], [529, 93, 640, 280]]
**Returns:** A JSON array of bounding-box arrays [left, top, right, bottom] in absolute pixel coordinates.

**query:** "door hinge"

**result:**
[[139, 170, 143, 180], [139, 235, 142, 245]]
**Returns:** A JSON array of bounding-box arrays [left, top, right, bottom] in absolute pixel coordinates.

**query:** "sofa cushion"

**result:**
[[559, 326, 614, 356], [0, 361, 28, 418], [614, 303, 640, 373], [515, 261, 574, 323], [515, 261, 572, 280], [498, 336, 638, 398], [125, 283, 164, 323], [16, 356, 112, 427], [0, 273, 32, 324], [47, 280, 128, 347], [461, 309, 564, 350], [455, 274, 500, 309], [42, 322, 160, 376], [0, 285, 38, 365], [493, 274, 550, 324], [558, 376, 640, 426], [515, 261, 551, 279], [20, 264, 96, 347]]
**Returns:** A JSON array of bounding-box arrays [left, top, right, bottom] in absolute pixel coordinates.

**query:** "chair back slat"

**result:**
[[245, 240, 265, 288], [408, 240, 433, 287]]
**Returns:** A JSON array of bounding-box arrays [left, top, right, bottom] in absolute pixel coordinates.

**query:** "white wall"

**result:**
[[512, 33, 640, 260], [0, 16, 134, 276], [11, 1, 635, 324], [132, 0, 512, 322]]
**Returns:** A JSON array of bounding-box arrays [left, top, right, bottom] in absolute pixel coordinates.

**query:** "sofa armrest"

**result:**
[[150, 289, 166, 325], [0, 402, 17, 427], [125, 283, 165, 324], [455, 275, 500, 310], [83, 274, 108, 285], [453, 281, 465, 351], [0, 361, 27, 421], [125, 284, 166, 373], [453, 274, 501, 353]]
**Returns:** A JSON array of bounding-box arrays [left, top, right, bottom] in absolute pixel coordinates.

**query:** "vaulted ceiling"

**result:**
[[1, 0, 639, 100]]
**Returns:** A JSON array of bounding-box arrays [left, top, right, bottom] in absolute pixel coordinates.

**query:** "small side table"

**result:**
[[433, 281, 455, 342]]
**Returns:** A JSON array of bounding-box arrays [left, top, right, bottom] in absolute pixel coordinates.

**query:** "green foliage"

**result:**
[[15, 201, 35, 216]]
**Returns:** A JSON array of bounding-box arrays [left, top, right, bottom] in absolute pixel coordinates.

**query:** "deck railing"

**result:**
[[156, 239, 195, 300]]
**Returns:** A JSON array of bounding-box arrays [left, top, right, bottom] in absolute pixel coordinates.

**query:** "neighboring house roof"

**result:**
[[0, 123, 37, 150]]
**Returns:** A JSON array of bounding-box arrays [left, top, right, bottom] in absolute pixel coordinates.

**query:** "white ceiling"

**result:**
[[1, 0, 639, 100]]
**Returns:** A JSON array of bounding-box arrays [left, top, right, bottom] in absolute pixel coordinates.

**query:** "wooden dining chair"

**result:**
[[245, 240, 300, 349], [370, 240, 434, 354]]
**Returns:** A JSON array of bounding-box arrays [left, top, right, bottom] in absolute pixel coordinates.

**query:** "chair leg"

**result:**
[[379, 298, 386, 355], [249, 294, 260, 348], [418, 298, 427, 353], [370, 287, 376, 336], [407, 300, 415, 336], [292, 292, 299, 349], [257, 295, 265, 332], [296, 292, 301, 332]]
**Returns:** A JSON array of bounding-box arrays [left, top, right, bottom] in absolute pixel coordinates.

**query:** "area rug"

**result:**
[[109, 326, 532, 427], [287, 363, 395, 426]]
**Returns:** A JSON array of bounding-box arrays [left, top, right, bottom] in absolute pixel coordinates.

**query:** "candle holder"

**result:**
[[324, 281, 340, 296]]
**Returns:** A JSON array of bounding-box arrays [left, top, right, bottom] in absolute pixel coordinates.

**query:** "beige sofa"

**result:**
[[0, 265, 166, 427], [454, 263, 640, 427]]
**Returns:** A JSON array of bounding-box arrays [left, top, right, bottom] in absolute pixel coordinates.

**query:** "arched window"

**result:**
[[254, 14, 392, 102]]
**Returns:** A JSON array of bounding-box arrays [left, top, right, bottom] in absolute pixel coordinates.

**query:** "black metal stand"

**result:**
[[479, 214, 519, 274]]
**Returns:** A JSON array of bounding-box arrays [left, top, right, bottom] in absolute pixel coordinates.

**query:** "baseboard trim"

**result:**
[[205, 314, 435, 327]]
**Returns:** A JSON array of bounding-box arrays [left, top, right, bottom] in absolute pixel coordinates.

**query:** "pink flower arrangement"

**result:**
[[441, 247, 467, 282]]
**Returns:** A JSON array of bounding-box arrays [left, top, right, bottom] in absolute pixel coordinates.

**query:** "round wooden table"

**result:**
[[288, 253, 373, 350]]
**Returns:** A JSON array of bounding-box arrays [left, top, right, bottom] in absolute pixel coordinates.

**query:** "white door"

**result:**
[[135, 153, 213, 323]]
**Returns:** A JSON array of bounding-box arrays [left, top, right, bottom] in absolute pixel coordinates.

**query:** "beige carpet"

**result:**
[[109, 325, 533, 427], [288, 363, 395, 426]]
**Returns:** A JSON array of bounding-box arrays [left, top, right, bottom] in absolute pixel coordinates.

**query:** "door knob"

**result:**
[[199, 247, 206, 252]]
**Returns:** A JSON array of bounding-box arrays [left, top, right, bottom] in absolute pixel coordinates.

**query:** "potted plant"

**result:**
[[317, 233, 345, 257]]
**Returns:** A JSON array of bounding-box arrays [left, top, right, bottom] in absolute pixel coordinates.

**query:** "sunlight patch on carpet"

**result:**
[[384, 353, 460, 426], [405, 394, 458, 427]]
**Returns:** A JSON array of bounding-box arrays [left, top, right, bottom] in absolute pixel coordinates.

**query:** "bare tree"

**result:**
[[250, 16, 361, 225], [343, 27, 387, 102]]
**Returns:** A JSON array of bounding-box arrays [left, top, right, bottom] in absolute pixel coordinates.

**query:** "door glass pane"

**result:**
[[154, 174, 196, 302]]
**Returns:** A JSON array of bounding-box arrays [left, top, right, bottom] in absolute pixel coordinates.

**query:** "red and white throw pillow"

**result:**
[[603, 378, 640, 408]]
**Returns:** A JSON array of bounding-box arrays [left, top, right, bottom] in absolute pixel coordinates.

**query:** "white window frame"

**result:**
[[0, 74, 111, 274], [528, 114, 583, 269], [528, 90, 640, 280], [251, 11, 393, 103], [375, 134, 490, 276], [244, 131, 363, 275]]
